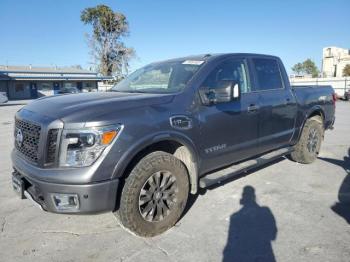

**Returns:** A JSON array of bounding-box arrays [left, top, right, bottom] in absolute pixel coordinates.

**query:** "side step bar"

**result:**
[[199, 147, 293, 188]]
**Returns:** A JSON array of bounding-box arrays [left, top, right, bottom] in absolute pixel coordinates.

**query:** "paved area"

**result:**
[[0, 101, 349, 262]]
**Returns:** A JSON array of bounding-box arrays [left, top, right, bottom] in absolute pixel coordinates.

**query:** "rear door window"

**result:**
[[252, 58, 283, 91]]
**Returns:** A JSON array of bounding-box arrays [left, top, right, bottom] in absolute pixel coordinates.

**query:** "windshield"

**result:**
[[112, 60, 204, 94]]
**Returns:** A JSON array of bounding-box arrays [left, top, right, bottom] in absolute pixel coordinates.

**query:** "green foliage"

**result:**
[[81, 5, 134, 76], [292, 59, 320, 78], [343, 64, 350, 77], [291, 63, 303, 75], [303, 59, 319, 78]]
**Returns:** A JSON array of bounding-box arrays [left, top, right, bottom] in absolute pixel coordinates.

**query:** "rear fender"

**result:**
[[294, 106, 325, 143]]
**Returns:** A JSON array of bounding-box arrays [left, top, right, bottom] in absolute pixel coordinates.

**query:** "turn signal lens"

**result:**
[[60, 124, 123, 167], [101, 130, 117, 145]]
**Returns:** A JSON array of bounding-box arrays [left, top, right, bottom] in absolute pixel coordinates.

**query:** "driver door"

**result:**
[[197, 57, 260, 174]]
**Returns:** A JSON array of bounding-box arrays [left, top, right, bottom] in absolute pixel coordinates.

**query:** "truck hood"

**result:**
[[23, 92, 174, 124]]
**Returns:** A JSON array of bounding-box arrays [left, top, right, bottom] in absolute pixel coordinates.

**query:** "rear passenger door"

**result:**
[[251, 57, 297, 152]]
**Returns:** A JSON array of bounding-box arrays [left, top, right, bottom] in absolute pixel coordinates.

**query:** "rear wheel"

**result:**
[[117, 151, 189, 237], [290, 116, 324, 164]]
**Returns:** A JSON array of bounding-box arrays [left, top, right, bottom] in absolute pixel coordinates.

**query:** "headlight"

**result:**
[[59, 124, 123, 167]]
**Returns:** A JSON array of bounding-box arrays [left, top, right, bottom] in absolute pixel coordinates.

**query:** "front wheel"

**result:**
[[117, 151, 189, 237], [290, 116, 324, 164]]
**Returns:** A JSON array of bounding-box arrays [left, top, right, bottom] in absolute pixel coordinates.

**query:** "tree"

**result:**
[[302, 59, 319, 78], [343, 64, 350, 77], [291, 63, 303, 75], [291, 59, 320, 78], [81, 5, 134, 76]]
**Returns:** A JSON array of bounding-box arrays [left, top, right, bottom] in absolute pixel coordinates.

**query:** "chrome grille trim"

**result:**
[[46, 129, 59, 164], [14, 118, 41, 163]]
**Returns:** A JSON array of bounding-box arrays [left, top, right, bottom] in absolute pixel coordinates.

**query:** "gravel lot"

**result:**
[[0, 101, 349, 262]]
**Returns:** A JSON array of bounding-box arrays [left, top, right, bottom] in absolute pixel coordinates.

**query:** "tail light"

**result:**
[[332, 93, 337, 107]]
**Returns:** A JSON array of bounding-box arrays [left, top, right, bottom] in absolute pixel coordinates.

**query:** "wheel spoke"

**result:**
[[155, 202, 164, 221], [307, 128, 319, 153], [159, 173, 168, 188], [164, 176, 175, 190], [141, 201, 154, 219], [139, 190, 152, 205], [138, 170, 178, 222], [148, 205, 156, 220], [148, 177, 157, 191]]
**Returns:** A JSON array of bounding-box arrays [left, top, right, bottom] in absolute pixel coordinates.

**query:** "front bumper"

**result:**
[[11, 148, 119, 214], [12, 169, 119, 213]]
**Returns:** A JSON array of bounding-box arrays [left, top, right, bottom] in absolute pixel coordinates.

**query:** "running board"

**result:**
[[199, 147, 292, 188]]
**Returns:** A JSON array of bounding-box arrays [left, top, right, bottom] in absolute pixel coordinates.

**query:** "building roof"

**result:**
[[0, 65, 96, 74], [0, 65, 113, 81]]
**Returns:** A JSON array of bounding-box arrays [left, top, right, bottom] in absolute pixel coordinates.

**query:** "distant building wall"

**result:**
[[3, 80, 99, 99], [322, 47, 350, 77], [0, 81, 7, 93], [0, 65, 112, 99], [98, 82, 114, 92]]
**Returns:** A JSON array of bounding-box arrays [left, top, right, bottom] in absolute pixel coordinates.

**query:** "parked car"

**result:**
[[345, 90, 350, 101], [0, 92, 8, 103], [11, 53, 336, 237], [57, 87, 79, 94]]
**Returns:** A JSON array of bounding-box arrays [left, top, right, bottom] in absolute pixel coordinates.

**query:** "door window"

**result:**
[[202, 58, 250, 93], [252, 58, 283, 91]]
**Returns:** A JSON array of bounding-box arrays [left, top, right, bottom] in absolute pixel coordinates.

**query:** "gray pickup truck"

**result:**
[[11, 53, 336, 236]]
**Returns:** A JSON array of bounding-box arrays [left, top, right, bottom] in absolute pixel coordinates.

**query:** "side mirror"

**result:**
[[199, 80, 240, 106]]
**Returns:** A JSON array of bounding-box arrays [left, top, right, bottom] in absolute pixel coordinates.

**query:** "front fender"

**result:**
[[111, 130, 199, 181]]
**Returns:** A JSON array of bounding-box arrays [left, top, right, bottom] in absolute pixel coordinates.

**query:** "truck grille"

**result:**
[[46, 129, 59, 164], [15, 118, 41, 163]]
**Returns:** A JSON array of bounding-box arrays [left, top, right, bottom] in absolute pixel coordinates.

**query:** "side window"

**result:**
[[202, 59, 250, 93], [252, 58, 283, 91]]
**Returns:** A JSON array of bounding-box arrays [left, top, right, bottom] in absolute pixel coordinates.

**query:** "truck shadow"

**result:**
[[318, 148, 350, 224], [181, 157, 285, 219], [201, 157, 286, 192], [222, 186, 277, 262]]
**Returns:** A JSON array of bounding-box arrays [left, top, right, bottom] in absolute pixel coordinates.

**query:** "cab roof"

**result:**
[[153, 53, 280, 64]]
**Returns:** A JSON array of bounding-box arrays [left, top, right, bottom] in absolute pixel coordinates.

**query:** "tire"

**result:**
[[117, 151, 189, 237], [290, 116, 324, 164]]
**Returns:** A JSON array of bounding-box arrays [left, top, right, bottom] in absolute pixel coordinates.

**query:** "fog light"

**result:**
[[51, 194, 79, 211]]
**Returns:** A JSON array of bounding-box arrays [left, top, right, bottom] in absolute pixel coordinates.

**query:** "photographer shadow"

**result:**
[[223, 186, 277, 262], [319, 148, 350, 224]]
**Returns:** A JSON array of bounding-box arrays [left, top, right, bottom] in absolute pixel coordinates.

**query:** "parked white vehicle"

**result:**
[[0, 92, 8, 103]]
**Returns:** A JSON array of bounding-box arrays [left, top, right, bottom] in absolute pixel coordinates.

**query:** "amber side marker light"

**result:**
[[102, 130, 118, 145]]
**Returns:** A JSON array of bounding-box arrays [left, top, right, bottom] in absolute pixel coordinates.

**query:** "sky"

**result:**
[[0, 0, 349, 74]]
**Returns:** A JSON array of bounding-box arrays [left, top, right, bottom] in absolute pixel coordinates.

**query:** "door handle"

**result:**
[[247, 104, 259, 113]]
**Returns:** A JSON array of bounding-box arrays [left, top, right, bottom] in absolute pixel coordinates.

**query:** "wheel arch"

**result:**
[[112, 132, 200, 196], [295, 106, 325, 143], [307, 106, 325, 124]]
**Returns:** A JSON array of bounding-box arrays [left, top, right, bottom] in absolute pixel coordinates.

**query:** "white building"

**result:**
[[322, 46, 350, 77]]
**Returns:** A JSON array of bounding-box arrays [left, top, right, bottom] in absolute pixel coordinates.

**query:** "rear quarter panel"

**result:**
[[291, 85, 335, 143]]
